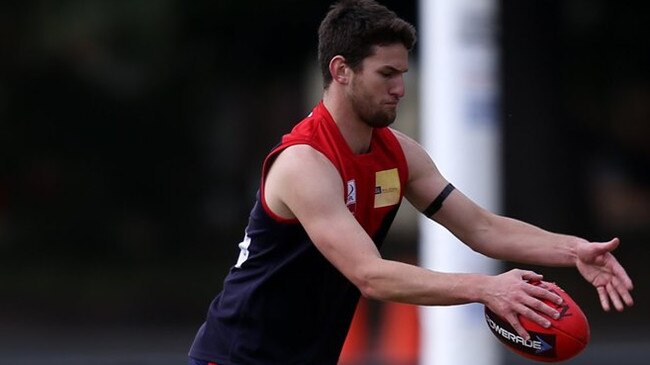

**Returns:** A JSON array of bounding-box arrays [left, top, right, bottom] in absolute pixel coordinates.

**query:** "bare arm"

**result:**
[[264, 145, 536, 306], [264, 143, 566, 339], [395, 129, 634, 312], [395, 128, 579, 264]]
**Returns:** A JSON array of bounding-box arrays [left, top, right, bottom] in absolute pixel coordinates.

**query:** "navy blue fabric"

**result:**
[[189, 103, 406, 364], [188, 356, 216, 365], [190, 194, 385, 364]]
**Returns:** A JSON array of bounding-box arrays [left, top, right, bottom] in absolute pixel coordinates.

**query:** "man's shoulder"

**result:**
[[386, 127, 422, 155]]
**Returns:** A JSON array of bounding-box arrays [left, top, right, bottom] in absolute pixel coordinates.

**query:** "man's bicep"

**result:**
[[426, 187, 495, 249], [392, 130, 490, 242], [269, 145, 346, 221], [270, 146, 382, 282], [392, 130, 450, 213], [265, 144, 347, 220]]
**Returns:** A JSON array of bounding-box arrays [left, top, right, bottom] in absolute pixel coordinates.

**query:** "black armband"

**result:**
[[422, 183, 455, 217]]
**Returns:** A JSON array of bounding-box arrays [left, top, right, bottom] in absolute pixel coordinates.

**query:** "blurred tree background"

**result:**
[[0, 0, 648, 355], [501, 0, 650, 336], [0, 0, 418, 330]]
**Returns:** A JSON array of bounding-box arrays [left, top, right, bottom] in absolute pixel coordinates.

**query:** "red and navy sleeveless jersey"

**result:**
[[189, 102, 409, 365]]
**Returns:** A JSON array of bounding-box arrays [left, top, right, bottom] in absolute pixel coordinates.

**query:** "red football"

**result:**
[[484, 281, 590, 362]]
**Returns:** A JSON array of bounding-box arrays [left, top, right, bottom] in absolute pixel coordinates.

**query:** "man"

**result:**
[[188, 1, 634, 364]]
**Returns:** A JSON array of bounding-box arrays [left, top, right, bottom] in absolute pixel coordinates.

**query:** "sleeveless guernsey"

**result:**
[[189, 101, 408, 364]]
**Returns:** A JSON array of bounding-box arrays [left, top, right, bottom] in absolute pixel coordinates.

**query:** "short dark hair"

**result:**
[[318, 0, 416, 88]]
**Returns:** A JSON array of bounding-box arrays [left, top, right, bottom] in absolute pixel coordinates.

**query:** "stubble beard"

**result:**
[[349, 81, 397, 128]]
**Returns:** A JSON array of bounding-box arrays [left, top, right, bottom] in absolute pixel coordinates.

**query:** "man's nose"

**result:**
[[390, 76, 405, 98]]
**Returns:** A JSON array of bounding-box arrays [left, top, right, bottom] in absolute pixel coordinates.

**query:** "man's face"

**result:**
[[347, 43, 409, 128]]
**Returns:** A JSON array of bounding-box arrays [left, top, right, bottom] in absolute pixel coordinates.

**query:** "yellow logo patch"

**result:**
[[374, 168, 400, 208]]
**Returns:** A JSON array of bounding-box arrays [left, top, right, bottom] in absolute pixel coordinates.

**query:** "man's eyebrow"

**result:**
[[381, 65, 409, 73]]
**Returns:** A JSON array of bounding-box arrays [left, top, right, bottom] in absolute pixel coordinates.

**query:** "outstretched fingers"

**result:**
[[597, 286, 611, 312], [607, 282, 625, 311], [598, 279, 634, 312], [579, 237, 634, 312], [613, 265, 635, 306]]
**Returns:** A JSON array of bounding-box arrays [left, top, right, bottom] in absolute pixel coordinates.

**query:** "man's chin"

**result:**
[[366, 115, 396, 128]]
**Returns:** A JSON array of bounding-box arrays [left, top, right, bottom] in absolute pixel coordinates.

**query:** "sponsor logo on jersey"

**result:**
[[374, 168, 400, 208], [346, 179, 357, 213]]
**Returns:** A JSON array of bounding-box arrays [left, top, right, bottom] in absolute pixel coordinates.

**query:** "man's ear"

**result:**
[[329, 55, 350, 85]]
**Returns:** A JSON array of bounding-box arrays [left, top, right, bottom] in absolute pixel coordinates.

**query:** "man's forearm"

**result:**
[[468, 214, 584, 267]]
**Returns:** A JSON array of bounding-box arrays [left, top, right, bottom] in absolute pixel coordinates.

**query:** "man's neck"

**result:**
[[322, 92, 373, 154]]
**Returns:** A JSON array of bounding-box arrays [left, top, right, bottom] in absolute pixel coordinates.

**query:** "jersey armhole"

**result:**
[[259, 142, 306, 225]]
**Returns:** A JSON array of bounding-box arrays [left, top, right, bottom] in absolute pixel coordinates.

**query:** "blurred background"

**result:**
[[0, 0, 648, 364]]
